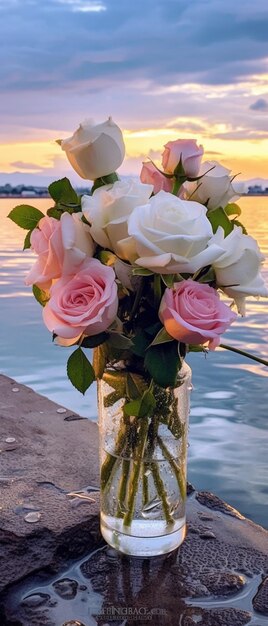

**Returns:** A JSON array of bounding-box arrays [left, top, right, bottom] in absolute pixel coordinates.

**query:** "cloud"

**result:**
[[56, 0, 106, 12], [0, 0, 268, 186], [250, 98, 268, 111], [11, 160, 43, 170], [0, 0, 268, 95]]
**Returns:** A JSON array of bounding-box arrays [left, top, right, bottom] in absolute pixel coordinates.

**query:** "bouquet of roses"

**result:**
[[8, 118, 267, 388], [8, 118, 268, 551]]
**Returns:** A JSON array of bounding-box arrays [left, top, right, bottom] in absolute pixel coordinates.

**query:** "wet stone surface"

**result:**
[[1, 375, 268, 625], [253, 576, 268, 615]]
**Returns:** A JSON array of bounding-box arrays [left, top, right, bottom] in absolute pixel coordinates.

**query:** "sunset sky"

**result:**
[[1, 0, 268, 186]]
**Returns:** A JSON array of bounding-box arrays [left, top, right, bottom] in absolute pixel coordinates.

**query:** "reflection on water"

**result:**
[[0, 197, 267, 526]]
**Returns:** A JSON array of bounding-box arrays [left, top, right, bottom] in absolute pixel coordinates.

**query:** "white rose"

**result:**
[[58, 117, 125, 180], [82, 178, 153, 261], [209, 226, 268, 313], [186, 161, 241, 209], [61, 211, 95, 274], [127, 191, 225, 274]]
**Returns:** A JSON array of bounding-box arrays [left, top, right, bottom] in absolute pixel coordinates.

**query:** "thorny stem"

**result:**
[[220, 343, 268, 367]]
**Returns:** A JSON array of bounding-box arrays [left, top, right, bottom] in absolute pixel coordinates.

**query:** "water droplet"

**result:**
[[53, 577, 78, 599], [200, 531, 216, 539], [198, 513, 214, 521], [15, 503, 38, 515], [5, 437, 16, 443], [144, 469, 151, 477], [57, 407, 67, 414], [24, 511, 41, 523], [62, 622, 86, 626], [21, 592, 50, 607], [12, 387, 20, 393], [67, 490, 96, 503]]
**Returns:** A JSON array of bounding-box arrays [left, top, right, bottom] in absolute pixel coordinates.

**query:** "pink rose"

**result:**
[[43, 258, 118, 345], [162, 139, 204, 177], [26, 216, 63, 289], [140, 162, 172, 194], [159, 279, 237, 349], [25, 213, 95, 289]]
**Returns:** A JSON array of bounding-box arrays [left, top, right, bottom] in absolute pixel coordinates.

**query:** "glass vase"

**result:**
[[98, 360, 192, 557]]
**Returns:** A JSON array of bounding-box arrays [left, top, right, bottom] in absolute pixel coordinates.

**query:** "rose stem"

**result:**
[[123, 417, 150, 527], [150, 461, 174, 525], [157, 435, 186, 500], [100, 422, 127, 491], [116, 459, 131, 518], [172, 178, 182, 196], [142, 465, 149, 507], [220, 343, 268, 367]]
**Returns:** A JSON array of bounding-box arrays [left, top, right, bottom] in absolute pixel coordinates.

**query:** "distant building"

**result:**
[[248, 185, 264, 194], [21, 190, 38, 197]]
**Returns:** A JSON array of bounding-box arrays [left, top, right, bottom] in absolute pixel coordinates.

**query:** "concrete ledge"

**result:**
[[0, 374, 100, 592], [0, 374, 268, 625]]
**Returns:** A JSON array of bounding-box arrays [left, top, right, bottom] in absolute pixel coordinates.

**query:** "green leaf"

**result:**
[[48, 177, 79, 204], [32, 284, 50, 307], [188, 344, 208, 353], [47, 206, 63, 220], [67, 347, 95, 394], [124, 388, 156, 419], [145, 322, 162, 336], [23, 231, 32, 250], [132, 267, 154, 276], [196, 267, 216, 284], [107, 332, 133, 350], [126, 372, 148, 400], [166, 398, 184, 438], [131, 330, 151, 357], [150, 327, 174, 347], [98, 250, 117, 266], [102, 370, 127, 394], [93, 344, 109, 379], [207, 206, 233, 236], [224, 202, 242, 217], [232, 219, 248, 234], [173, 154, 186, 178], [91, 172, 119, 194], [8, 205, 44, 230], [144, 341, 181, 388], [104, 390, 123, 408], [80, 332, 109, 348], [161, 274, 176, 288]]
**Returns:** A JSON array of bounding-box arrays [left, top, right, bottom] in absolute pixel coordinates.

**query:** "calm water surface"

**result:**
[[0, 197, 267, 527]]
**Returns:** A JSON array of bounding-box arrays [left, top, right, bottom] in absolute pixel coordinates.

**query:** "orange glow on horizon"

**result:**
[[1, 122, 268, 181]]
